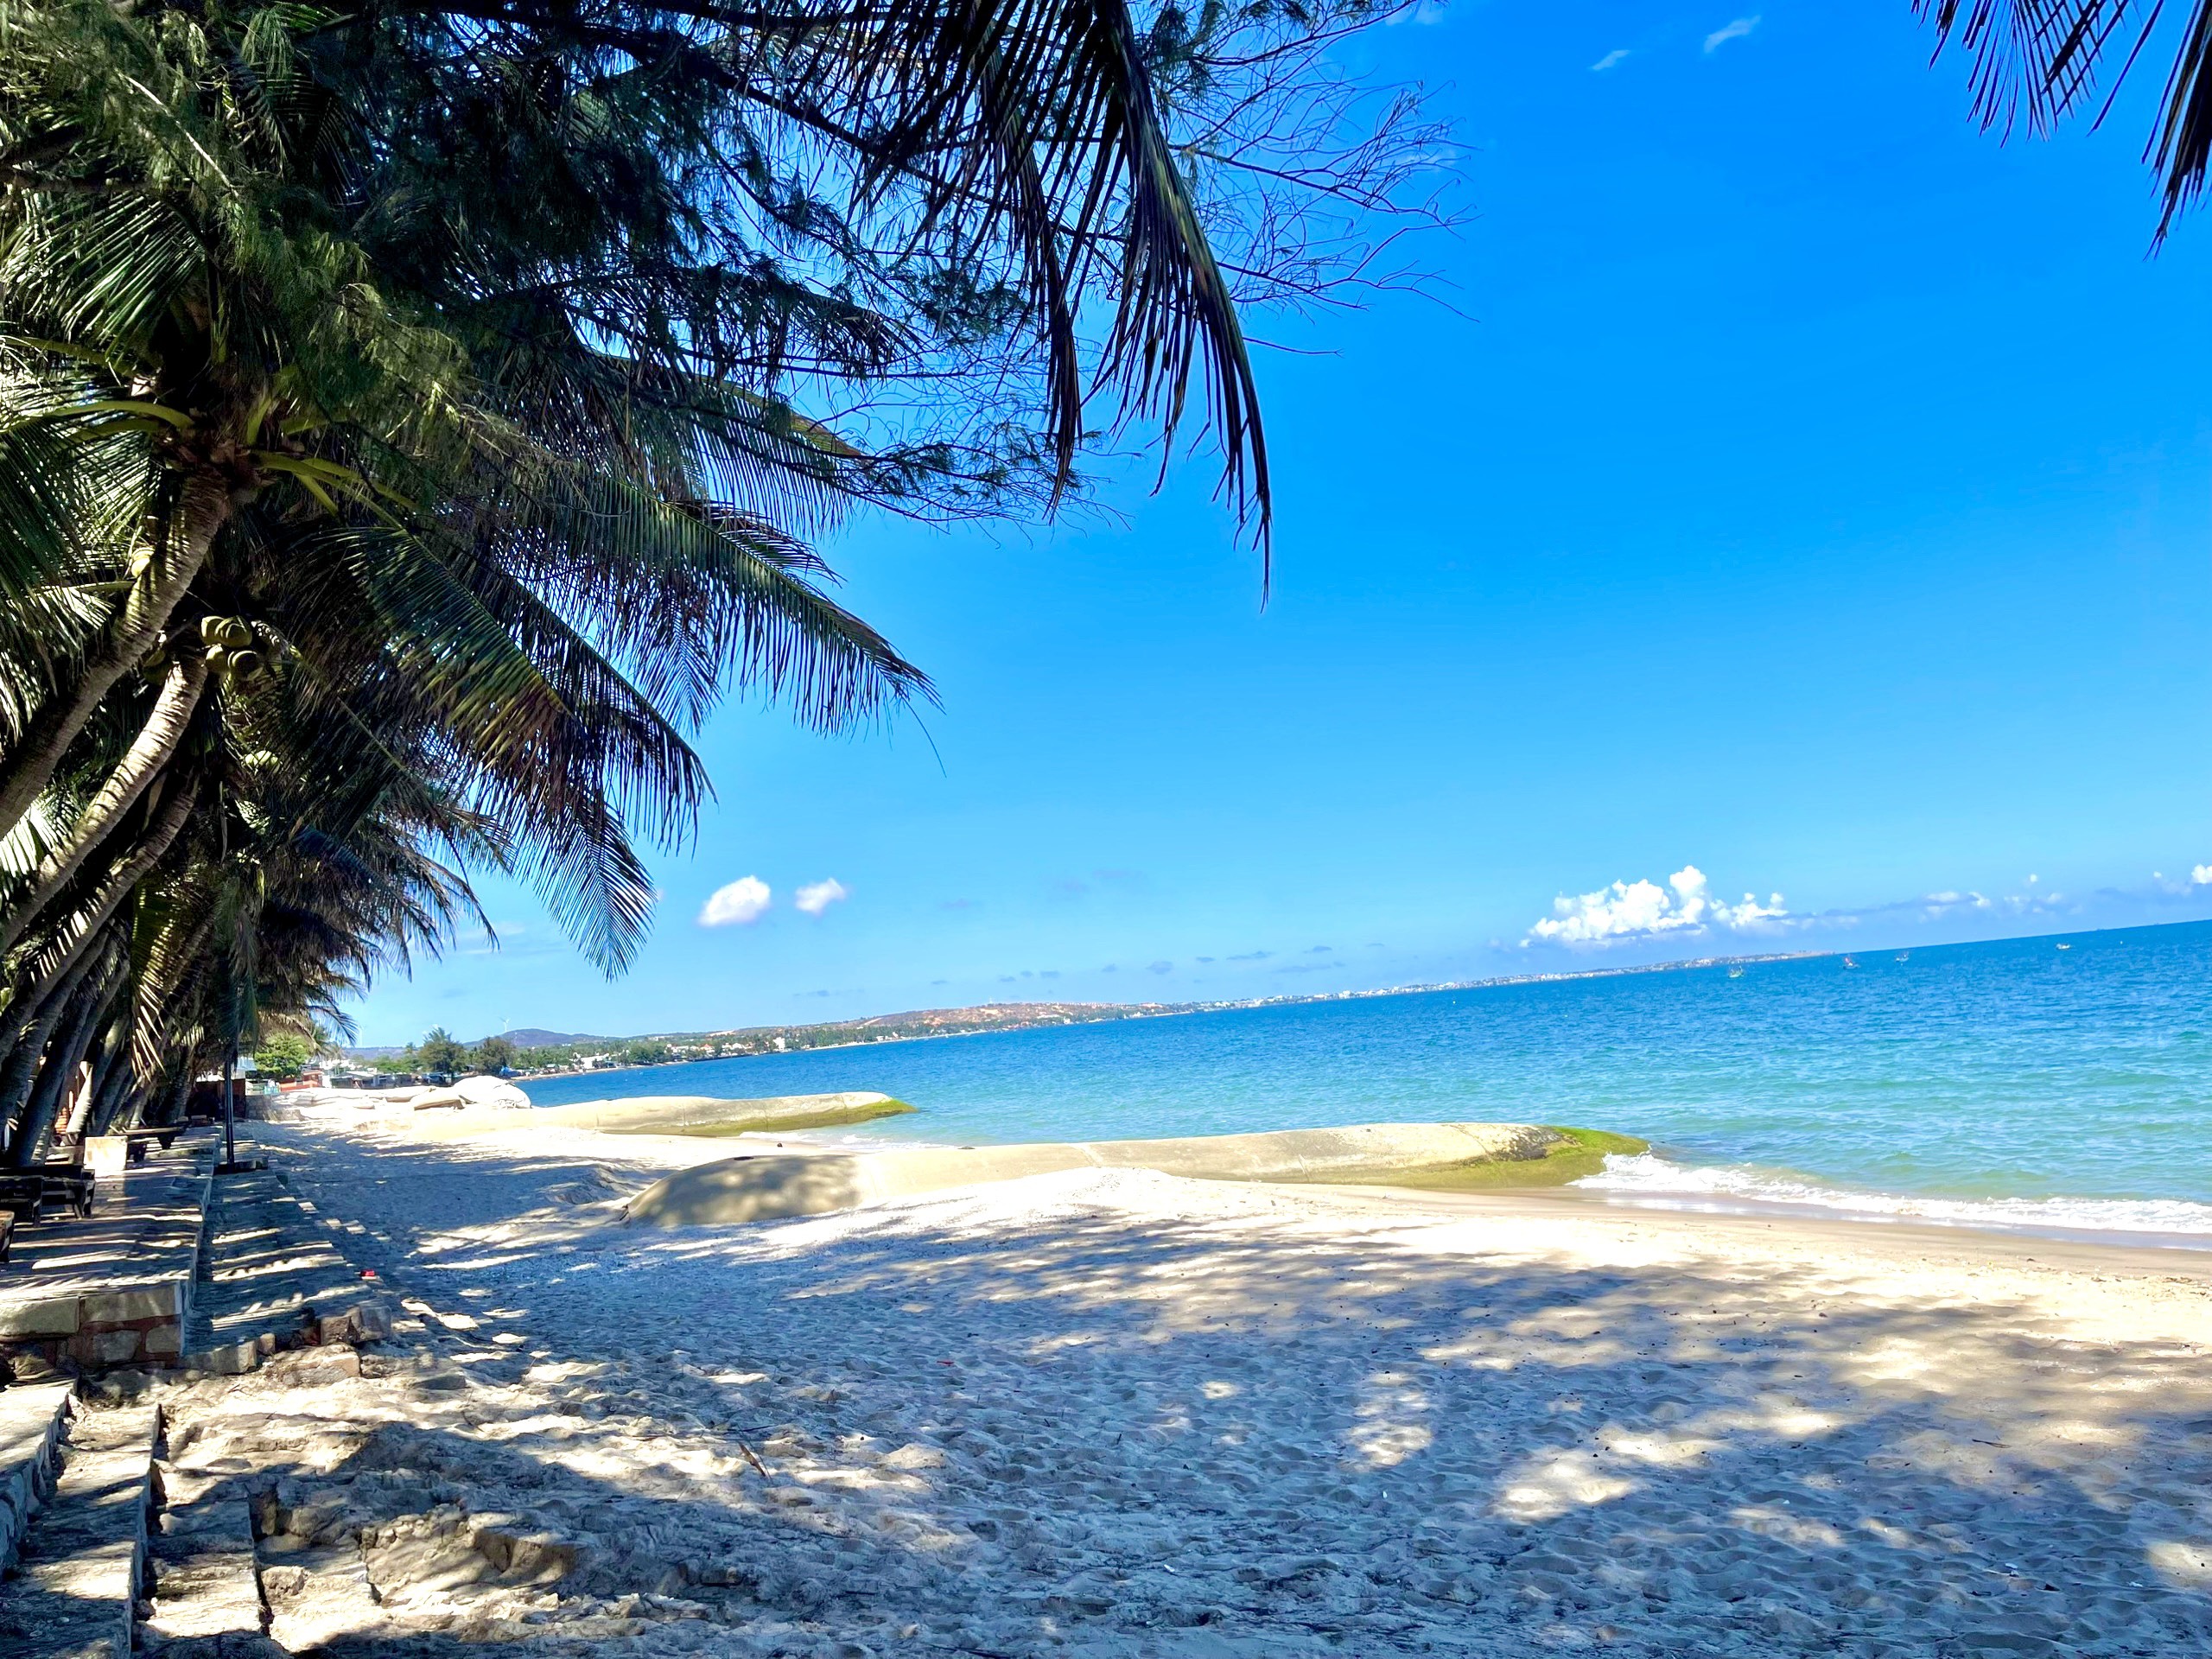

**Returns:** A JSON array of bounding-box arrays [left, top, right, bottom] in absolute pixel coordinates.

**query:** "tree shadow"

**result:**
[[219, 1135, 2212, 1659]]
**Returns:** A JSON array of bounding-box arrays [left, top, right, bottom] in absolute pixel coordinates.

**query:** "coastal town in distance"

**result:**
[[340, 950, 1826, 1080]]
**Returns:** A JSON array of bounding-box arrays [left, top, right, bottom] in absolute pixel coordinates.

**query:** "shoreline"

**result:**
[[312, 1090, 2212, 1255], [1300, 1179, 2212, 1275]]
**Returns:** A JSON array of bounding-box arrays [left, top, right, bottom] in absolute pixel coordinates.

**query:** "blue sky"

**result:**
[[353, 2, 2212, 1044]]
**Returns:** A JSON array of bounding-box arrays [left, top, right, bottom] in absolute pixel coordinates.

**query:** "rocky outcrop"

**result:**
[[626, 1120, 1561, 1226]]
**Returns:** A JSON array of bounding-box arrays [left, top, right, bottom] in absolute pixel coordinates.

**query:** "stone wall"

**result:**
[[0, 1275, 191, 1371], [0, 1153, 208, 1376]]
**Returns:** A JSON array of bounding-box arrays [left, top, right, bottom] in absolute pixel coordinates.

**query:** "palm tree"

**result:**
[[0, 0, 942, 969], [1, 0, 1401, 967], [0, 0, 1444, 1136], [4, 677, 499, 1148], [1922, 0, 2212, 235]]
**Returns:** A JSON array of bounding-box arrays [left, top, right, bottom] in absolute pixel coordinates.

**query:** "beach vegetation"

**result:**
[[404, 1028, 466, 1079], [251, 1031, 316, 1081], [1280, 1125, 1650, 1192], [0, 0, 1446, 1149], [470, 1036, 518, 1077], [663, 1098, 919, 1136]]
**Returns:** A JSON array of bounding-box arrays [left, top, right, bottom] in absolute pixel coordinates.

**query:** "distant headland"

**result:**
[[350, 948, 1825, 1075]]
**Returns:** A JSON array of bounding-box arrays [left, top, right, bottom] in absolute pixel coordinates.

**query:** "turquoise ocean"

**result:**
[[519, 919, 2212, 1243]]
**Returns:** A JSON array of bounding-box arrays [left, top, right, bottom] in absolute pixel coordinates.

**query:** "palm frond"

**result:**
[[1923, 0, 2212, 233]]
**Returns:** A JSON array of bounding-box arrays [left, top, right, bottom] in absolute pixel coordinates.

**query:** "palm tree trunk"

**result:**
[[107, 1084, 149, 1132], [0, 942, 105, 1156], [76, 1005, 130, 1136], [148, 1052, 198, 1128], [16, 956, 119, 1166], [0, 473, 229, 844], [10, 782, 194, 1014], [0, 651, 207, 957], [86, 1028, 137, 1135]]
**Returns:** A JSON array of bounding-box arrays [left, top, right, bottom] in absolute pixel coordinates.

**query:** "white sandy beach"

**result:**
[[170, 1110, 2212, 1657]]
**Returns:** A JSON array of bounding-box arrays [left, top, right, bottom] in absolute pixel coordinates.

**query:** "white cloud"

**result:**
[[1915, 887, 2065, 918], [1704, 15, 1759, 51], [1528, 865, 1792, 945], [1921, 890, 1991, 913], [1592, 48, 1630, 71], [697, 875, 772, 927], [2194, 865, 2212, 887], [1531, 874, 1691, 944], [794, 877, 849, 916], [1718, 890, 1791, 930]]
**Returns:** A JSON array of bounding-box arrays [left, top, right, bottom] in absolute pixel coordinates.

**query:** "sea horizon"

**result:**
[[488, 919, 2139, 1056]]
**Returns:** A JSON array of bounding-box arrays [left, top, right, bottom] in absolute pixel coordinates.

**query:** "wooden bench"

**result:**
[[120, 1127, 182, 1166], [0, 1167, 93, 1222], [49, 1166, 94, 1217]]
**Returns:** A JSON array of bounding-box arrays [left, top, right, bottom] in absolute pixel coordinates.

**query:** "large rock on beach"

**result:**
[[400, 1090, 908, 1141], [408, 1075, 531, 1111], [626, 1120, 1559, 1226]]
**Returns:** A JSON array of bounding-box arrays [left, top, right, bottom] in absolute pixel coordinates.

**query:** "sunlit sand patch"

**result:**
[[2146, 1539, 2212, 1587], [1597, 1427, 1719, 1466], [1731, 1504, 1849, 1548], [1348, 1421, 1433, 1465], [1493, 1449, 1642, 1521], [1859, 1515, 1919, 1548], [1696, 1400, 1841, 1440]]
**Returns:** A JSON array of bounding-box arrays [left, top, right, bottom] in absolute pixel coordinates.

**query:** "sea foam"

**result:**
[[1575, 1152, 2212, 1241]]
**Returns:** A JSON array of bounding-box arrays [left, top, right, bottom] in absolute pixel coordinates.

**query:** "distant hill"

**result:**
[[342, 1027, 607, 1060], [346, 962, 1825, 1069], [347, 1004, 1181, 1064]]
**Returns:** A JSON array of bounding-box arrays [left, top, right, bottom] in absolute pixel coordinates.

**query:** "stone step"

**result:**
[[0, 1382, 73, 1574], [0, 1401, 160, 1659], [142, 1468, 269, 1657], [180, 1171, 387, 1376]]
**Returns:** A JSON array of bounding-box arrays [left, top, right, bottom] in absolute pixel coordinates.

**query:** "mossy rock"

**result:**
[[668, 1098, 918, 1136], [1281, 1124, 1649, 1192]]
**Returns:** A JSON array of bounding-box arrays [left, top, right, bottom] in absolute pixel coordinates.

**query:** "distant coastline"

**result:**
[[355, 918, 2155, 1077], [351, 944, 1834, 1073]]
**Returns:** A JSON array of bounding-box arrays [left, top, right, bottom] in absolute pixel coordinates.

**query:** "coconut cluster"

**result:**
[[198, 615, 264, 684]]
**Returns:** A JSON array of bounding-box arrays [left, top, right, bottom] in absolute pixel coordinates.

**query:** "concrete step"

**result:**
[[142, 1467, 270, 1657], [181, 1172, 386, 1376], [0, 1382, 73, 1574], [0, 1402, 159, 1658]]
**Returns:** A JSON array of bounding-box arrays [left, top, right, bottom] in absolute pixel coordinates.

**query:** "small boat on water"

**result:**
[[1842, 956, 1859, 969], [2057, 942, 2071, 950], [1895, 951, 1909, 963], [1727, 965, 1745, 978]]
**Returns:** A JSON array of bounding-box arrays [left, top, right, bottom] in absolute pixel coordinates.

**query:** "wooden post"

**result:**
[[221, 1044, 236, 1170]]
